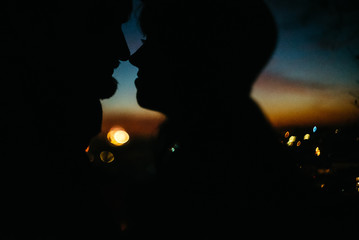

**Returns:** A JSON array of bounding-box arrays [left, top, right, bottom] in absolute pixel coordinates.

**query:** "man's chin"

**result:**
[[136, 93, 165, 113]]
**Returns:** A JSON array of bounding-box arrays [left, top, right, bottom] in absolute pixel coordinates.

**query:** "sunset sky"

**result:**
[[102, 0, 359, 133]]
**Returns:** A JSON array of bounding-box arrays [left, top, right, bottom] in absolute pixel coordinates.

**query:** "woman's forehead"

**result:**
[[62, 0, 132, 18], [49, 0, 132, 31]]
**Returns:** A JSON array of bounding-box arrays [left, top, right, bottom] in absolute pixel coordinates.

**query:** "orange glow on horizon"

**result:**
[[251, 72, 359, 128]]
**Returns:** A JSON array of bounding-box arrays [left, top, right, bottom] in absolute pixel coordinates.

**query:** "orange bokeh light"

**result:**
[[107, 127, 130, 146]]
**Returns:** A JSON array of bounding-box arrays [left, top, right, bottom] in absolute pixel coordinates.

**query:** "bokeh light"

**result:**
[[284, 131, 290, 138], [287, 136, 297, 146], [313, 126, 318, 133], [304, 134, 310, 140], [107, 126, 130, 146], [315, 147, 321, 157], [100, 151, 115, 163]]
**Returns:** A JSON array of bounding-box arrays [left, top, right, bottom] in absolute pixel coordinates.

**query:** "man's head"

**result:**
[[130, 0, 277, 115]]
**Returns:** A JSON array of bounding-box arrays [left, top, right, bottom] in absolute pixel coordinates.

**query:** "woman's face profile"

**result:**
[[17, 0, 133, 150]]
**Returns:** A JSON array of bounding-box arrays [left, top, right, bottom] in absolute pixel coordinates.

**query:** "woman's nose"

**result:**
[[116, 30, 130, 61], [129, 44, 145, 67]]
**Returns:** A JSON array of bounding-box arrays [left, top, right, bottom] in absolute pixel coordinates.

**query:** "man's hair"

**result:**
[[139, 0, 277, 90]]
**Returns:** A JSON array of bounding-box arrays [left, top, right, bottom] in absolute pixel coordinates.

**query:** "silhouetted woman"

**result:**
[[128, 0, 298, 238], [1, 0, 131, 238]]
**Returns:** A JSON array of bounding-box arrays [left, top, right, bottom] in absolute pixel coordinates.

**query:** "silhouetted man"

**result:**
[[126, 0, 301, 238]]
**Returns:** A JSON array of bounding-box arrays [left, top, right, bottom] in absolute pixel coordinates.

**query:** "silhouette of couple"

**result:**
[[2, 0, 308, 238]]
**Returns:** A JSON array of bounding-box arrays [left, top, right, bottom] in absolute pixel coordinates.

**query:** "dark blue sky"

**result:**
[[103, 0, 359, 127]]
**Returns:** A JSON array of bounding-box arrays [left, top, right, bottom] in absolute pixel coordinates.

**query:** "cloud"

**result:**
[[253, 71, 332, 94], [267, 0, 359, 49]]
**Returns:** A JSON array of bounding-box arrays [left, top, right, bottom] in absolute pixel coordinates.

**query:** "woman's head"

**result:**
[[3, 0, 132, 151], [7, 0, 132, 99], [130, 0, 277, 116]]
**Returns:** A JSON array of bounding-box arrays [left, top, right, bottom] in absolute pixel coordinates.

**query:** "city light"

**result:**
[[107, 127, 130, 146], [318, 169, 330, 174], [278, 126, 358, 194], [313, 126, 317, 133], [284, 131, 290, 138], [287, 136, 296, 146], [303, 134, 310, 140], [100, 151, 115, 163]]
